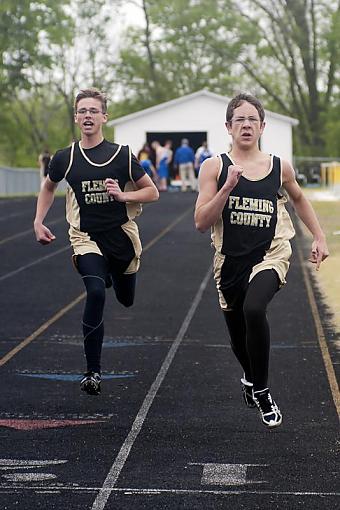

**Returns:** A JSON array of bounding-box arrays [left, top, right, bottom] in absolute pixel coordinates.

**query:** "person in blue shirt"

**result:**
[[174, 138, 196, 192], [140, 158, 157, 182], [151, 140, 173, 191]]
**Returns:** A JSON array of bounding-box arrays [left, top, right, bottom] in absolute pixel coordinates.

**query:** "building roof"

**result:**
[[108, 89, 299, 127]]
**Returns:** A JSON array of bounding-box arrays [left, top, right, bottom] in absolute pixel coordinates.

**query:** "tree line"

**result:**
[[1, 0, 339, 167]]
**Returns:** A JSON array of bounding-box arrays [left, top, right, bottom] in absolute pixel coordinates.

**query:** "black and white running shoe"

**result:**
[[241, 377, 256, 408], [252, 388, 282, 428], [80, 371, 101, 395]]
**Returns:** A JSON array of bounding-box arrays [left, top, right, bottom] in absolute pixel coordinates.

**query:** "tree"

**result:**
[[0, 0, 118, 165], [114, 0, 340, 156], [46, 0, 120, 139], [228, 0, 340, 155], [0, 0, 73, 98], [111, 0, 245, 111]]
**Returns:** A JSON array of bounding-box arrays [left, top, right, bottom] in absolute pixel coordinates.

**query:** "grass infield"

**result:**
[[302, 195, 340, 333]]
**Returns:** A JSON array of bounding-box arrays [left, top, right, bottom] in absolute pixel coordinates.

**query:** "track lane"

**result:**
[[0, 194, 195, 362], [0, 197, 211, 509], [0, 194, 338, 510]]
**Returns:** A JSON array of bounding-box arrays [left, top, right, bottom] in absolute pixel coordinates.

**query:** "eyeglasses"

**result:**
[[232, 116, 261, 124], [76, 108, 104, 115]]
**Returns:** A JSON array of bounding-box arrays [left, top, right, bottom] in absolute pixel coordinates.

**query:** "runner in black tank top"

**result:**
[[34, 88, 159, 396], [195, 93, 328, 428], [217, 152, 284, 309]]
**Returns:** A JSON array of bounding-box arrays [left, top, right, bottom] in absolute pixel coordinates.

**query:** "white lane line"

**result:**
[[0, 486, 338, 497], [0, 459, 67, 467], [3, 473, 57, 482], [91, 265, 213, 510], [107, 488, 340, 497], [0, 245, 70, 282], [200, 463, 267, 486]]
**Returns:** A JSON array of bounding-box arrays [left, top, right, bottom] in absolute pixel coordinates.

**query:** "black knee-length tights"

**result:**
[[223, 269, 279, 391], [76, 253, 136, 373]]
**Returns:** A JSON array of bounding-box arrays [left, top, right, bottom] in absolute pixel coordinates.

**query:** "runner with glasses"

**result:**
[[34, 88, 159, 396], [195, 93, 328, 428]]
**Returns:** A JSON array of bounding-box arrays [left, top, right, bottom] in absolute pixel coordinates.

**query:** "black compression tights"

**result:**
[[76, 253, 136, 373], [223, 269, 279, 391]]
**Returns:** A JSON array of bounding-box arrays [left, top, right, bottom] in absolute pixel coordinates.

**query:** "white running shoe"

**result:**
[[80, 371, 101, 395], [252, 388, 282, 428]]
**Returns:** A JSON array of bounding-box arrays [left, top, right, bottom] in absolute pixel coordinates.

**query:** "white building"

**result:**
[[108, 89, 298, 163]]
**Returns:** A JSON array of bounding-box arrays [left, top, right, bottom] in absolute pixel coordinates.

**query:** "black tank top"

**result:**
[[49, 140, 145, 233], [218, 153, 281, 257]]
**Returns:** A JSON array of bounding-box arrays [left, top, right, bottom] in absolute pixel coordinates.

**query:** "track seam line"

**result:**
[[142, 208, 193, 251], [0, 294, 86, 367], [0, 217, 64, 246], [0, 245, 70, 282], [90, 264, 212, 510]]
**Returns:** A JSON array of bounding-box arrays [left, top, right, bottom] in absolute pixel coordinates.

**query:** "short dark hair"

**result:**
[[226, 93, 265, 123], [74, 88, 108, 113]]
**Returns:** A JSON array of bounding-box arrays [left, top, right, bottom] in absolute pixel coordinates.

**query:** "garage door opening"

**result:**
[[146, 131, 207, 180]]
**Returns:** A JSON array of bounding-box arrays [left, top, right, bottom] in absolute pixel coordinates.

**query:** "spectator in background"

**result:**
[[174, 138, 196, 192], [195, 141, 213, 175], [137, 143, 151, 162], [152, 140, 173, 191], [38, 148, 52, 186], [138, 142, 157, 183], [140, 157, 157, 183]]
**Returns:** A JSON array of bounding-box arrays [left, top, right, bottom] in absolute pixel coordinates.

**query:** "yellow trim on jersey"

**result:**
[[249, 196, 295, 286], [125, 145, 142, 218], [227, 153, 274, 182], [217, 155, 223, 180], [69, 220, 141, 275], [213, 251, 228, 311], [65, 142, 75, 178], [66, 185, 81, 229], [79, 141, 122, 167]]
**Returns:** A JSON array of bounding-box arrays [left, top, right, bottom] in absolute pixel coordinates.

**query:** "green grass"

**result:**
[[304, 199, 340, 332]]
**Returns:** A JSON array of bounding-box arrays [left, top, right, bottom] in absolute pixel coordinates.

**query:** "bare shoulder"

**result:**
[[281, 158, 304, 200], [199, 155, 220, 179], [281, 158, 296, 184], [197, 156, 220, 202], [45, 176, 59, 191]]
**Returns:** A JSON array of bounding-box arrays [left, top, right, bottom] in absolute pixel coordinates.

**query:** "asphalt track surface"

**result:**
[[0, 192, 339, 510]]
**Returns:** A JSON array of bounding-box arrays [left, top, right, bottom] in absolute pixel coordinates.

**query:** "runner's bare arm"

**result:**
[[194, 157, 243, 232], [282, 159, 329, 270], [34, 176, 58, 244]]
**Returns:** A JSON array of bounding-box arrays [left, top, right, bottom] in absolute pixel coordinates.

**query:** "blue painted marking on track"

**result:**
[[17, 373, 135, 381], [103, 340, 147, 348]]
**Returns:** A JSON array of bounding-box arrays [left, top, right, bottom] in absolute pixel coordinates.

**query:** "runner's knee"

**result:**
[[86, 281, 105, 308], [243, 300, 266, 322]]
